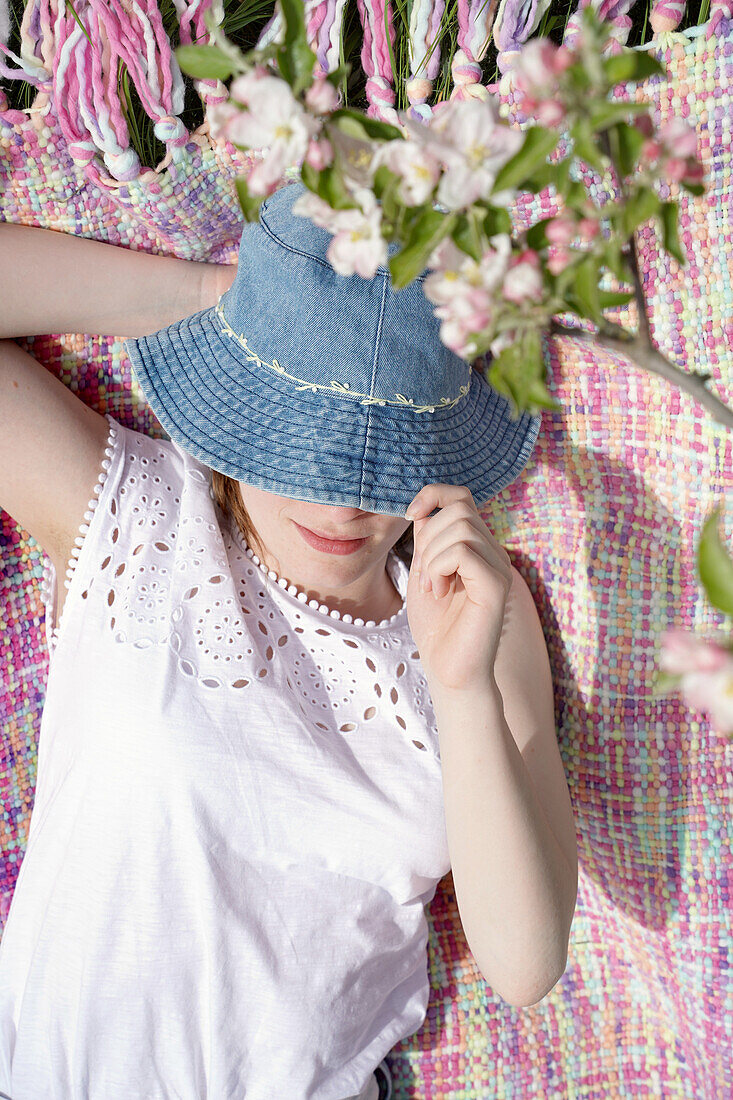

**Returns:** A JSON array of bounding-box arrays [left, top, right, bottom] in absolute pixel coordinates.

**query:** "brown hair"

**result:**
[[211, 471, 415, 568]]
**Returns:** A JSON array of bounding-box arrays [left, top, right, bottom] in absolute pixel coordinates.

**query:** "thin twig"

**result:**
[[550, 321, 733, 429], [588, 128, 732, 428], [626, 234, 653, 346], [598, 128, 654, 347]]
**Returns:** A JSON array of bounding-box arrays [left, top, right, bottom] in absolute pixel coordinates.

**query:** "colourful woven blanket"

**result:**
[[1, 15, 731, 1100]]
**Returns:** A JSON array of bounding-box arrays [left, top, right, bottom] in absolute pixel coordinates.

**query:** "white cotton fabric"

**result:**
[[0, 414, 451, 1100]]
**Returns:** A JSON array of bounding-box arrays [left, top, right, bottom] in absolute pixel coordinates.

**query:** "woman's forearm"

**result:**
[[430, 677, 575, 1007], [0, 221, 232, 339]]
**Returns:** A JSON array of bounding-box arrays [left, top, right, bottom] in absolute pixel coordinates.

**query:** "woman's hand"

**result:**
[[405, 484, 513, 692]]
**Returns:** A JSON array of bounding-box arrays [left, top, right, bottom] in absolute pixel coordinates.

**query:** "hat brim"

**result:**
[[124, 305, 541, 517]]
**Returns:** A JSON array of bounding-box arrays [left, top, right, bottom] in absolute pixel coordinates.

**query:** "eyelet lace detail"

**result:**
[[38, 420, 439, 757], [39, 412, 118, 653]]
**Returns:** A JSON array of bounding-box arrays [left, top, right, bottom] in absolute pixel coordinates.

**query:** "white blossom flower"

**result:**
[[370, 139, 442, 205], [207, 100, 241, 141], [221, 74, 321, 193], [423, 235, 512, 356], [293, 188, 388, 278], [502, 250, 544, 304], [660, 628, 733, 736], [325, 189, 388, 278], [403, 99, 523, 209], [327, 127, 383, 191], [291, 188, 346, 232]]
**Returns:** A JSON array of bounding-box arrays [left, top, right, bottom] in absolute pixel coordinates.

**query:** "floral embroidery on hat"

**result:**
[[214, 301, 470, 413]]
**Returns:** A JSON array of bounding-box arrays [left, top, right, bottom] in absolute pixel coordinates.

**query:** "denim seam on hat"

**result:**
[[360, 273, 389, 508], [159, 310, 368, 453], [212, 302, 470, 413], [174, 311, 524, 472], [143, 311, 521, 474], [259, 198, 429, 283], [125, 334, 200, 453]]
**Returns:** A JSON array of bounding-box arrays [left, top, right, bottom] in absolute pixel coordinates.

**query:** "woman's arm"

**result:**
[[0, 221, 235, 339]]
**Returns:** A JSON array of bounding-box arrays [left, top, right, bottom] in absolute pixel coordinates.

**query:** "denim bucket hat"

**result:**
[[123, 179, 542, 518]]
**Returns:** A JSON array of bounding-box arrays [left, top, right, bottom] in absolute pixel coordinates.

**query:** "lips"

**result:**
[[294, 522, 369, 555], [306, 528, 364, 541]]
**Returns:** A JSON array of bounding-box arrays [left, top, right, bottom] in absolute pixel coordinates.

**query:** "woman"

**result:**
[[0, 180, 578, 1099]]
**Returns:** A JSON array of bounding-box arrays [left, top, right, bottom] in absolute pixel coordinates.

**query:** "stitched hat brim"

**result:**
[[124, 305, 541, 516]]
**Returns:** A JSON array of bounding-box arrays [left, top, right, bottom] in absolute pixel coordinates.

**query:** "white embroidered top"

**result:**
[[0, 414, 451, 1100]]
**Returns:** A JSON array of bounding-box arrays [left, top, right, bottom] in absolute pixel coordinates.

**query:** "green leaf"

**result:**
[[588, 99, 649, 132], [275, 0, 317, 93], [389, 209, 458, 289], [492, 127, 559, 195], [570, 120, 607, 173], [526, 217, 552, 250], [451, 209, 485, 263], [598, 289, 635, 309], [680, 180, 705, 197], [175, 44, 235, 81], [603, 238, 632, 283], [234, 175, 265, 223], [330, 107, 403, 143], [526, 157, 572, 195], [565, 179, 588, 209], [325, 61, 351, 90], [481, 206, 513, 237], [622, 187, 660, 237], [488, 330, 561, 418], [572, 254, 601, 322], [659, 200, 686, 265], [372, 163, 401, 199], [615, 120, 645, 176], [698, 506, 733, 617], [370, 163, 405, 225], [603, 50, 667, 86], [300, 159, 357, 210]]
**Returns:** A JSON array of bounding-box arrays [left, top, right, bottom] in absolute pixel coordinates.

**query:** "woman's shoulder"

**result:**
[[43, 417, 213, 652]]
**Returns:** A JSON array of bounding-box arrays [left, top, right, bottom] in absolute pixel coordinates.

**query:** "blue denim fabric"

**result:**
[[124, 180, 541, 518]]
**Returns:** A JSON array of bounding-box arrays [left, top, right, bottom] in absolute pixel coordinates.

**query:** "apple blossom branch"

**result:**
[[549, 128, 733, 431]]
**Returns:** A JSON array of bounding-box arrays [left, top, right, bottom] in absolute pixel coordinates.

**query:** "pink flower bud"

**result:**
[[634, 114, 655, 139], [680, 666, 733, 734], [246, 163, 282, 197], [465, 286, 492, 312], [305, 136, 334, 171], [552, 45, 574, 74], [659, 118, 698, 159], [503, 256, 544, 303], [466, 309, 492, 333], [305, 75, 340, 116], [509, 248, 540, 269], [665, 156, 687, 182], [546, 214, 576, 246], [683, 160, 704, 187], [535, 99, 566, 127], [641, 139, 662, 163], [547, 246, 572, 275], [659, 628, 730, 674], [577, 217, 599, 242]]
